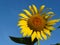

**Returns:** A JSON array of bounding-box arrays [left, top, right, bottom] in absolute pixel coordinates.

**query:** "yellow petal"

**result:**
[[40, 5, 45, 13], [36, 31, 43, 40], [23, 9, 32, 17], [47, 12, 55, 15], [29, 5, 34, 14], [41, 31, 47, 40], [23, 31, 27, 37], [32, 4, 38, 14], [19, 13, 29, 18], [41, 13, 47, 18], [45, 15, 49, 19], [45, 15, 54, 19], [18, 20, 27, 26], [19, 18, 28, 20], [20, 25, 27, 29], [23, 33, 27, 37], [46, 26, 55, 30], [43, 29, 51, 36], [25, 27, 33, 36], [23, 28, 30, 37], [23, 30, 28, 37], [20, 27, 30, 37], [47, 19, 60, 25], [45, 12, 55, 19], [20, 28, 26, 33], [31, 31, 36, 41], [27, 30, 33, 36], [20, 26, 29, 33]]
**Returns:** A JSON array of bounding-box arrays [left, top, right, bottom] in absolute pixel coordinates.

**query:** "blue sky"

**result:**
[[0, 0, 60, 45]]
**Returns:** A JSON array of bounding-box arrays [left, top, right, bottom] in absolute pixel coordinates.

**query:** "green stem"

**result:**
[[37, 40, 40, 45]]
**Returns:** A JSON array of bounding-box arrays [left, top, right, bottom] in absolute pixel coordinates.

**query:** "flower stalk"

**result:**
[[37, 40, 40, 45]]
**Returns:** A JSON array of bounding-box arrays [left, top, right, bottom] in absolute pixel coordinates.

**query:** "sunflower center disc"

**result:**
[[28, 15, 46, 31]]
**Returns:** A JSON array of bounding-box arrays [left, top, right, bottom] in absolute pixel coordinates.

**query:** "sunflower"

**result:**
[[18, 4, 60, 41]]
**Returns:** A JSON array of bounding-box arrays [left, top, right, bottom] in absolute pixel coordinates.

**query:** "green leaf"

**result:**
[[9, 36, 37, 45]]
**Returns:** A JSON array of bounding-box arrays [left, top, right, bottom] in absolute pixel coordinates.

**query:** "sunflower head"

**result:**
[[28, 14, 46, 32], [18, 4, 60, 41]]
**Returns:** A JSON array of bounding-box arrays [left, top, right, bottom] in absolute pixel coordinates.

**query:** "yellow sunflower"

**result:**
[[18, 4, 60, 41]]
